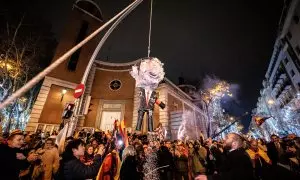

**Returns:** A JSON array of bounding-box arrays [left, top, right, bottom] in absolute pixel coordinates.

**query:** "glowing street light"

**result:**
[[230, 117, 234, 121], [61, 89, 67, 102]]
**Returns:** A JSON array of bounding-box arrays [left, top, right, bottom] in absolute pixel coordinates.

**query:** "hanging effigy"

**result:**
[[130, 57, 166, 133]]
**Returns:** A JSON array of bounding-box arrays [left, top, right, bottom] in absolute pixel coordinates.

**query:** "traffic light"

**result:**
[[62, 103, 75, 119]]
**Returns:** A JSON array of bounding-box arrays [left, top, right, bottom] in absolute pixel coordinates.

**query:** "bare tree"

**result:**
[[0, 1, 56, 132]]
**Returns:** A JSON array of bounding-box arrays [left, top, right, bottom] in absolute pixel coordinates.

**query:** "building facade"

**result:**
[[25, 0, 208, 140], [250, 0, 300, 138]]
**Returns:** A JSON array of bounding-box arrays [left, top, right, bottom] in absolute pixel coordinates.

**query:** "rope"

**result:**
[[0, 0, 142, 110], [147, 0, 153, 57]]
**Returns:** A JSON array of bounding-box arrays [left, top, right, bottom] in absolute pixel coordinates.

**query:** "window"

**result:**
[[291, 69, 295, 77], [284, 58, 289, 64], [295, 45, 300, 55], [109, 80, 121, 90], [293, 15, 299, 24], [67, 21, 89, 71], [286, 31, 292, 40], [298, 82, 300, 88]]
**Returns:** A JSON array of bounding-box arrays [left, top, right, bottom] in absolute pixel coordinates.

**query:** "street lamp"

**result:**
[[61, 89, 67, 102], [230, 117, 234, 121]]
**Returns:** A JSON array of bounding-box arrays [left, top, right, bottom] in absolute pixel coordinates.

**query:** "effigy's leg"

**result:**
[[147, 110, 154, 132], [136, 109, 145, 131]]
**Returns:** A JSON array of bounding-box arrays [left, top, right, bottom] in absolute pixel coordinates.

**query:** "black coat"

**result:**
[[158, 146, 174, 171], [61, 154, 103, 180], [266, 142, 284, 165], [120, 155, 140, 180], [0, 144, 30, 180], [218, 148, 254, 180]]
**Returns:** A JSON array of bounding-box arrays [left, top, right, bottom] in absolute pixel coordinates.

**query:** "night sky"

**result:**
[[38, 0, 283, 126]]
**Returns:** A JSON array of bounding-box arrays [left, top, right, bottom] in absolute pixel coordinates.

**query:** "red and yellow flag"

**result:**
[[253, 116, 271, 126]]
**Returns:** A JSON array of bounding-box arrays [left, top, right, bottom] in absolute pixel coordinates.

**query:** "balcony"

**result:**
[[272, 74, 288, 97]]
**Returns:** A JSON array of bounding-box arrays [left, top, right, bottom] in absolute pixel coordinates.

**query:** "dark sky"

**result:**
[[39, 0, 283, 125]]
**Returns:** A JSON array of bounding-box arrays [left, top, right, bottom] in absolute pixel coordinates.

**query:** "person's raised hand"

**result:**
[[27, 153, 38, 162], [16, 153, 26, 160]]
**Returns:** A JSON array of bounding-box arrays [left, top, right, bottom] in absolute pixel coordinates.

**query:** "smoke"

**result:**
[[177, 110, 199, 140]]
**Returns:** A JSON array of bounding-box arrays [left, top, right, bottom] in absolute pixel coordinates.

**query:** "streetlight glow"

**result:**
[[61, 89, 67, 102], [62, 89, 67, 95]]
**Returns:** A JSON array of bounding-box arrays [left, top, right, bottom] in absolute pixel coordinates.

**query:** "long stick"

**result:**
[[0, 0, 142, 109]]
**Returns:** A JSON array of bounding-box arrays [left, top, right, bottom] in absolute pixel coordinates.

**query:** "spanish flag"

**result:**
[[253, 116, 271, 126], [119, 120, 128, 147]]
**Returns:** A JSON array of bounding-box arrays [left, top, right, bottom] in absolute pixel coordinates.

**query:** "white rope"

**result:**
[[147, 0, 153, 57], [0, 0, 142, 109]]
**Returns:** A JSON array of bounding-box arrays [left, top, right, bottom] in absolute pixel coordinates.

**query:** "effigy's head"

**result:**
[[130, 57, 165, 90]]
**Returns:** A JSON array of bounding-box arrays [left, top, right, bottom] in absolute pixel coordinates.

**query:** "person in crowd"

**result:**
[[257, 138, 268, 152], [157, 144, 174, 180], [59, 139, 104, 180], [189, 141, 207, 178], [80, 145, 94, 165], [0, 129, 38, 180], [135, 143, 146, 179], [246, 139, 271, 179], [217, 133, 254, 180], [96, 140, 121, 180], [196, 133, 254, 180], [155, 122, 166, 141], [205, 138, 223, 174], [174, 141, 189, 180], [120, 145, 139, 180], [91, 138, 99, 154], [267, 134, 284, 166], [33, 138, 60, 180]]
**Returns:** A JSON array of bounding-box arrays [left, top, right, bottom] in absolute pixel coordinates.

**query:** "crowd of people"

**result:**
[[0, 126, 299, 180]]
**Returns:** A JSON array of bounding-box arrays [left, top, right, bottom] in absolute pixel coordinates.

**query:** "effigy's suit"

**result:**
[[136, 88, 165, 132]]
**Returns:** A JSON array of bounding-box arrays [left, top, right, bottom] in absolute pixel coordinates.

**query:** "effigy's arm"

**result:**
[[155, 99, 165, 109]]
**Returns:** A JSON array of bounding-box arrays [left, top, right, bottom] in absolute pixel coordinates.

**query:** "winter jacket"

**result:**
[[0, 144, 30, 180], [62, 154, 103, 180], [40, 147, 60, 180], [190, 147, 207, 174], [120, 155, 140, 180], [219, 148, 254, 180], [175, 153, 188, 172]]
